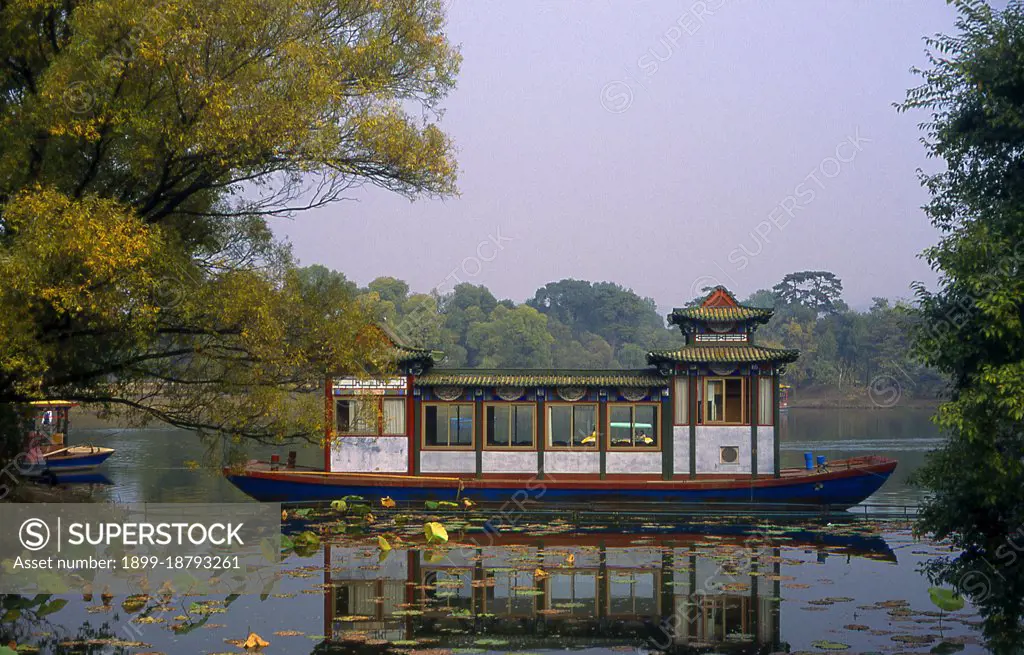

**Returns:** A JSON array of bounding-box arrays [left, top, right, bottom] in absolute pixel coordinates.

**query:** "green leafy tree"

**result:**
[[466, 305, 553, 368], [0, 0, 460, 448], [899, 1, 1024, 650]]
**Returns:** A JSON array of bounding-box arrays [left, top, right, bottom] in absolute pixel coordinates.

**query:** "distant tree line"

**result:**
[[305, 266, 944, 399]]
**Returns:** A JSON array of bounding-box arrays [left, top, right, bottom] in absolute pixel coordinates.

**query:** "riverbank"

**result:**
[[788, 384, 944, 409], [2, 479, 94, 502]]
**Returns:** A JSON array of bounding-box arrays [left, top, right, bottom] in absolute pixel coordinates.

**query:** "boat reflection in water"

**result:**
[[311, 527, 896, 654]]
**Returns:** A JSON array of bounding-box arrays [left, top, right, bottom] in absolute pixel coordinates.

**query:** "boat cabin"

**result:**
[[26, 400, 75, 448], [326, 287, 798, 482]]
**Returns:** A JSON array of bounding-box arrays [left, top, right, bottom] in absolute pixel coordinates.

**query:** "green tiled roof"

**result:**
[[646, 345, 799, 365], [669, 305, 774, 324], [415, 369, 668, 388], [393, 345, 437, 364]]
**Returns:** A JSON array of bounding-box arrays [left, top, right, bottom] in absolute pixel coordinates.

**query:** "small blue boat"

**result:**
[[23, 401, 115, 475]]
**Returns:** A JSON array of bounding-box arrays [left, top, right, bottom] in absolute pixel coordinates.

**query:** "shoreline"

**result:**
[[787, 387, 943, 410]]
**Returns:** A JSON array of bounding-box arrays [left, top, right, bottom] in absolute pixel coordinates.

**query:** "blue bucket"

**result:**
[[817, 455, 827, 467], [804, 452, 814, 470]]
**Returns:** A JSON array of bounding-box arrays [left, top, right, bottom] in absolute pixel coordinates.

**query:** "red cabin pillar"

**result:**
[[324, 376, 334, 472]]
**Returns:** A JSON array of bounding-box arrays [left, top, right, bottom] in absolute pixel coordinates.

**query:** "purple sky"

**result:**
[[273, 1, 958, 312]]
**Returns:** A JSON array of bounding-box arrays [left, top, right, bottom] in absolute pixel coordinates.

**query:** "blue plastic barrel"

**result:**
[[817, 455, 827, 467], [804, 452, 814, 470]]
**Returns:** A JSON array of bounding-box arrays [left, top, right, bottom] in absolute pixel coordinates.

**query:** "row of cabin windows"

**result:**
[[423, 403, 660, 451], [336, 376, 776, 439], [672, 377, 775, 426]]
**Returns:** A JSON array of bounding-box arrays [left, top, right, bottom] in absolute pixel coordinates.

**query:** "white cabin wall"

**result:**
[[672, 425, 690, 475], [695, 425, 751, 474], [420, 451, 476, 473], [606, 452, 661, 474], [482, 451, 537, 474], [757, 426, 775, 474], [544, 451, 599, 474], [330, 436, 407, 473]]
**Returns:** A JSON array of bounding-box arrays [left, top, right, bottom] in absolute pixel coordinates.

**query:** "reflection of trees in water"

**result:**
[[922, 555, 1024, 654], [1, 594, 119, 654]]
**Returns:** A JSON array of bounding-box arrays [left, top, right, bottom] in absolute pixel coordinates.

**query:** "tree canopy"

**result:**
[[0, 0, 460, 448], [899, 1, 1024, 650]]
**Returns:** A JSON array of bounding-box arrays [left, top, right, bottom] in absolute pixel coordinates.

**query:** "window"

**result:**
[[702, 378, 746, 424], [336, 397, 406, 435], [547, 404, 597, 449], [423, 403, 474, 448], [547, 572, 598, 616], [673, 377, 688, 425], [485, 404, 536, 449], [758, 376, 774, 425], [608, 404, 659, 449], [485, 568, 538, 615], [720, 446, 739, 464], [608, 570, 658, 616]]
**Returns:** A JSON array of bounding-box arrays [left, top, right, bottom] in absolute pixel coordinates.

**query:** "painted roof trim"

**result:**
[[646, 345, 800, 365], [415, 369, 669, 388]]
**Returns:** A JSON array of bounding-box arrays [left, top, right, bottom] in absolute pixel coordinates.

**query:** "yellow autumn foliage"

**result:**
[[0, 0, 460, 447]]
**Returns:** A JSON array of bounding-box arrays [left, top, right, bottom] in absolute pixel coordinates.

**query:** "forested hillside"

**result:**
[[302, 266, 944, 400]]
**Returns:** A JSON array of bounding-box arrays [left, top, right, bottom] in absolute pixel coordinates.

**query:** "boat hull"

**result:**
[[226, 456, 897, 511], [24, 447, 115, 475]]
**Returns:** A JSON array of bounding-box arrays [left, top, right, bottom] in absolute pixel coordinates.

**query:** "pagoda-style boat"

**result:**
[[226, 287, 896, 510], [23, 401, 115, 475]]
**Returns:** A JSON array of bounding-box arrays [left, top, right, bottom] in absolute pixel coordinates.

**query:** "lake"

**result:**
[[69, 407, 943, 507], [5, 407, 979, 654]]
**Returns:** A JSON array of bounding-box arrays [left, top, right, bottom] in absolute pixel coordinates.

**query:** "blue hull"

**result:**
[[45, 452, 113, 470], [24, 450, 114, 475], [227, 466, 895, 511]]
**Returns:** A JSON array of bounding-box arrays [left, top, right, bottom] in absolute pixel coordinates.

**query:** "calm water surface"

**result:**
[[3, 408, 973, 654]]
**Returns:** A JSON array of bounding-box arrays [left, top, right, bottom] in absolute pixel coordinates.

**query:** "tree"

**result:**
[[899, 1, 1024, 650], [0, 0, 460, 446], [466, 305, 553, 369], [527, 279, 670, 351], [772, 271, 846, 315]]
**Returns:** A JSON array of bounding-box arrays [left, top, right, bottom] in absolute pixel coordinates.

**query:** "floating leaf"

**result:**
[[291, 531, 321, 556], [810, 640, 850, 651], [424, 522, 448, 544], [36, 599, 67, 617], [380, 497, 396, 508], [279, 534, 295, 553], [293, 508, 312, 518], [378, 536, 392, 552], [242, 632, 269, 650], [928, 587, 965, 612], [330, 500, 347, 512], [424, 501, 439, 511]]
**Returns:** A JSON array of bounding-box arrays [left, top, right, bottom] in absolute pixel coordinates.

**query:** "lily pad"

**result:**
[[928, 587, 965, 612]]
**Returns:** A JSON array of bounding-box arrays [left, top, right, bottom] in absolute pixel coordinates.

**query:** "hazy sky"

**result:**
[[273, 1, 959, 312]]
